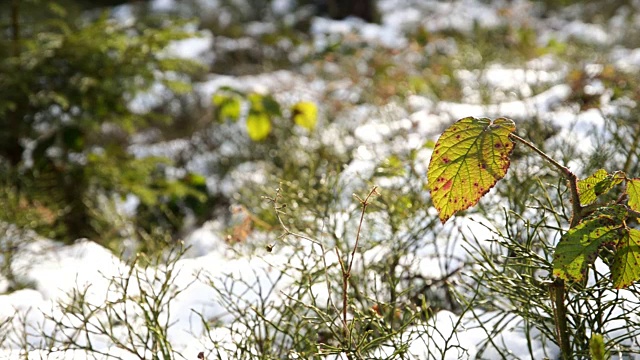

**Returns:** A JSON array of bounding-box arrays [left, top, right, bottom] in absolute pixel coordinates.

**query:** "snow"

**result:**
[[417, 0, 505, 34], [311, 16, 408, 49], [164, 33, 214, 62], [560, 20, 611, 46], [437, 84, 573, 120]]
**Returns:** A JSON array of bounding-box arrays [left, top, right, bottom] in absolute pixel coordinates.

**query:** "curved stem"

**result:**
[[509, 133, 582, 225]]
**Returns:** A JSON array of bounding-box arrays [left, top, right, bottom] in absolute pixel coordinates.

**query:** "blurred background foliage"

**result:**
[[0, 0, 376, 253], [0, 0, 211, 249]]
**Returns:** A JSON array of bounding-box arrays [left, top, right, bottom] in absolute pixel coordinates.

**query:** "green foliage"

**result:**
[[0, 1, 208, 248], [85, 149, 210, 249], [429, 116, 640, 357], [628, 178, 640, 212], [577, 169, 624, 206], [612, 228, 640, 289], [211, 88, 319, 141], [213, 92, 242, 122], [552, 209, 624, 283], [430, 116, 640, 289], [589, 333, 609, 360]]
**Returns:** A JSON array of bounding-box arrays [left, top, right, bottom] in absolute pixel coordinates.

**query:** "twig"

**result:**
[[265, 186, 342, 327], [267, 185, 379, 348], [509, 133, 582, 226], [340, 186, 379, 340], [347, 187, 378, 276]]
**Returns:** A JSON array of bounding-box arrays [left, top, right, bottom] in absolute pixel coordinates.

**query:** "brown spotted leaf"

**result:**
[[612, 228, 640, 289], [427, 117, 516, 223], [627, 178, 640, 213], [577, 169, 624, 206], [553, 214, 624, 283]]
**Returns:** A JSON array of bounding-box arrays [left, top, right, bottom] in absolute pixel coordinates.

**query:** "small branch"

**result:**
[[347, 187, 378, 276], [266, 188, 323, 247], [509, 133, 582, 226], [550, 278, 571, 359], [265, 186, 342, 328], [337, 248, 349, 337], [508, 134, 569, 176], [628, 208, 640, 219], [340, 186, 378, 341]]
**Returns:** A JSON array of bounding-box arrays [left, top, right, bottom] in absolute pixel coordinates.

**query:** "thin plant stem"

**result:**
[[623, 123, 640, 175], [266, 187, 342, 328], [347, 187, 379, 277], [509, 132, 584, 359], [509, 133, 582, 224], [340, 186, 378, 340]]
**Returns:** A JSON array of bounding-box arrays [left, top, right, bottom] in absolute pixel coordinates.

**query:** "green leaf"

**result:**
[[212, 93, 242, 123], [612, 228, 640, 289], [552, 215, 623, 282], [262, 95, 282, 117], [291, 101, 318, 131], [627, 178, 640, 212], [427, 117, 516, 223], [247, 93, 281, 116], [184, 173, 207, 187], [589, 333, 608, 360], [131, 185, 159, 206], [246, 111, 272, 141], [164, 79, 192, 94], [577, 169, 624, 206], [376, 155, 406, 178], [589, 204, 629, 223]]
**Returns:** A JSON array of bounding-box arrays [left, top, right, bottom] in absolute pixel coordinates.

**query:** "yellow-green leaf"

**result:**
[[246, 112, 271, 141], [553, 214, 623, 282], [589, 333, 608, 360], [248, 93, 264, 111], [248, 93, 281, 116], [612, 228, 640, 289], [212, 94, 241, 122], [164, 79, 192, 94], [291, 101, 318, 131], [627, 178, 640, 212], [427, 117, 516, 223], [577, 169, 624, 206]]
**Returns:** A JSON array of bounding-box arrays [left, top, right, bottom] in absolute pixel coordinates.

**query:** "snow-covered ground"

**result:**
[[3, 0, 640, 358]]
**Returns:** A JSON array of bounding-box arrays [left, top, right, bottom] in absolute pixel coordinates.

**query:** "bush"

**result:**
[[0, 0, 210, 249]]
